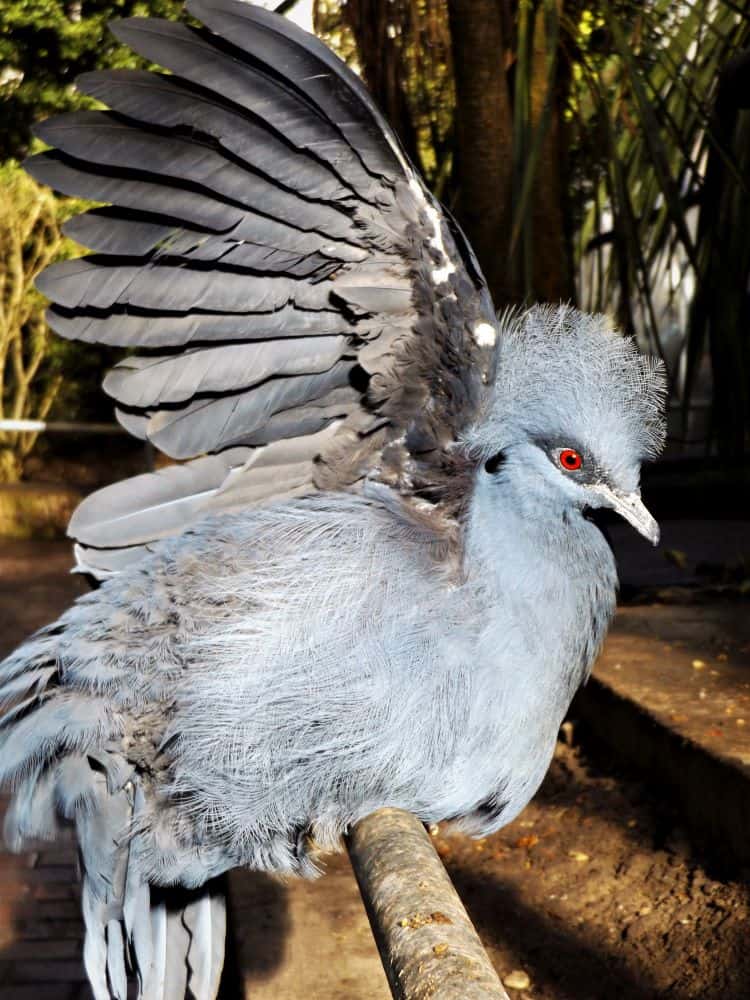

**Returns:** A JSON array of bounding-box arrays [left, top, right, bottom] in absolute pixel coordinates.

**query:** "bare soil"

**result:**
[[435, 740, 750, 1000]]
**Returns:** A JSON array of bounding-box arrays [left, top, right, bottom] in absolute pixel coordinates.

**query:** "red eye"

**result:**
[[559, 448, 583, 471]]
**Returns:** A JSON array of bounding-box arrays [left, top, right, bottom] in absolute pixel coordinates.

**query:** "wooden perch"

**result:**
[[347, 808, 510, 1000]]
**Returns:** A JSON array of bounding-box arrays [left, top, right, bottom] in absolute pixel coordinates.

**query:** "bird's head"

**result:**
[[467, 305, 667, 545]]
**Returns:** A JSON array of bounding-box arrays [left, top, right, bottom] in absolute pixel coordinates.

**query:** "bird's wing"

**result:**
[[27, 0, 498, 577]]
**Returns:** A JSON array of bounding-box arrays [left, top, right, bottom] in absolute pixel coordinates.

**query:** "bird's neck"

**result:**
[[462, 469, 617, 694]]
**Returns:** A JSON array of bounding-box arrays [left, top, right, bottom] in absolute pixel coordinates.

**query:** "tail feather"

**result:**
[[76, 776, 228, 999], [106, 918, 128, 1000], [147, 898, 171, 1000], [184, 885, 227, 1000], [77, 773, 133, 1000], [143, 883, 228, 1000], [163, 902, 192, 1000], [81, 878, 112, 1000], [1, 641, 228, 1000], [123, 793, 154, 993]]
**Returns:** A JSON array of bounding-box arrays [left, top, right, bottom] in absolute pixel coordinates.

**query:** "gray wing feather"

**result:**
[[147, 361, 354, 458], [28, 0, 498, 576], [240, 389, 360, 444], [63, 210, 179, 256], [46, 303, 355, 348], [187, 0, 407, 177], [102, 336, 348, 408], [36, 113, 359, 240], [26, 153, 248, 234], [77, 68, 353, 201], [113, 407, 150, 440], [204, 0, 409, 174], [68, 448, 252, 546], [109, 18, 379, 198], [36, 260, 338, 313], [48, 304, 354, 347], [72, 542, 155, 577], [333, 284, 413, 315], [69, 424, 342, 559]]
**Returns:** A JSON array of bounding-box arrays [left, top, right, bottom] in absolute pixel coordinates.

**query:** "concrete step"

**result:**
[[606, 517, 750, 592], [574, 599, 750, 872]]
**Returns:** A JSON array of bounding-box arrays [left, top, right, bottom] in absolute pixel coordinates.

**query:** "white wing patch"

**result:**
[[409, 179, 456, 288], [473, 322, 497, 347]]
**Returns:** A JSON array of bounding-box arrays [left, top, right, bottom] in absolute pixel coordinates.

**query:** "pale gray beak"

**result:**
[[590, 485, 660, 546]]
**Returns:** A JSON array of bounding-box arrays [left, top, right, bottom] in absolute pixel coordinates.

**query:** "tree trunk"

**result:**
[[447, 0, 516, 305], [688, 48, 750, 457], [529, 1, 571, 303], [340, 0, 419, 168]]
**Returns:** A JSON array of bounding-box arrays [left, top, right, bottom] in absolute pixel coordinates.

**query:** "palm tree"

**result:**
[[314, 0, 750, 456]]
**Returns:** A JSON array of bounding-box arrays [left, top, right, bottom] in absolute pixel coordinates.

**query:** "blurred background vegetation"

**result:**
[[0, 0, 748, 485]]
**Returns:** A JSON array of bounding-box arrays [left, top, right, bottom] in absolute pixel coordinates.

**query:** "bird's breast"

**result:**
[[441, 522, 617, 831]]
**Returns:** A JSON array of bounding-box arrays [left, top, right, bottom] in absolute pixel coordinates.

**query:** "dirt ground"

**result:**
[[435, 740, 750, 1000], [1, 540, 749, 1000], [230, 734, 750, 1000]]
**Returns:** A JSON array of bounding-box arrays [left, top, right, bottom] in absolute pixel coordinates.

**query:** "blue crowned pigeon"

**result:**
[[0, 2, 667, 997]]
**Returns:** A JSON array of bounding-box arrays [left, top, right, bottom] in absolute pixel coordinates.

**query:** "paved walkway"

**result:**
[[0, 543, 90, 999], [0, 819, 90, 1000], [579, 600, 750, 870]]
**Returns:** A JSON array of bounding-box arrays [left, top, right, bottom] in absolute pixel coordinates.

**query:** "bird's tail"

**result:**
[[0, 635, 227, 1000], [144, 882, 227, 1000], [76, 783, 226, 1000], [5, 761, 227, 1000]]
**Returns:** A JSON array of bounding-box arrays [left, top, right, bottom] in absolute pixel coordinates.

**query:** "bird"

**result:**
[[0, 1, 667, 998]]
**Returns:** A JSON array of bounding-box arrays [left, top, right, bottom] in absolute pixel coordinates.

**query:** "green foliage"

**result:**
[[314, 0, 455, 196], [0, 0, 186, 161], [569, 0, 750, 453], [318, 0, 750, 454], [0, 1, 187, 475], [686, 94, 750, 456], [0, 163, 64, 478]]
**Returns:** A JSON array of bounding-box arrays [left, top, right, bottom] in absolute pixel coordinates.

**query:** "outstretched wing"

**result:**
[[27, 0, 498, 576]]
